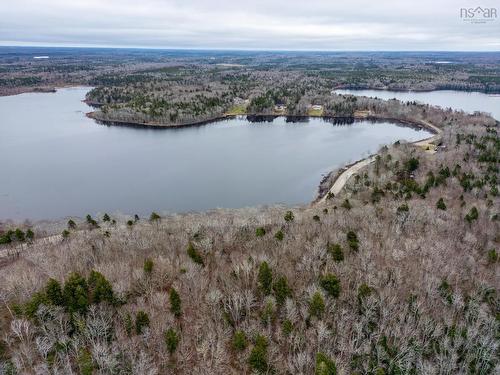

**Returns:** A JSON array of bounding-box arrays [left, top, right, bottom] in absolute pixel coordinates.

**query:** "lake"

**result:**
[[0, 87, 431, 220], [335, 89, 500, 120]]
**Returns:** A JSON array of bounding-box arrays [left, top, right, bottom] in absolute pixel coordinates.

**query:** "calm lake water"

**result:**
[[335, 89, 500, 120], [0, 87, 431, 220]]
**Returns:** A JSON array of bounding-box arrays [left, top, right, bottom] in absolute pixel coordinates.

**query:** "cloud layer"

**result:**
[[1, 0, 499, 50]]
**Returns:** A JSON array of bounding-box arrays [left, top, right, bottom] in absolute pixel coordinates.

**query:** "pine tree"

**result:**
[[309, 292, 325, 318], [248, 335, 269, 373], [436, 198, 446, 210], [45, 278, 63, 306], [63, 272, 89, 314], [88, 270, 114, 305], [186, 242, 204, 266], [272, 276, 291, 305], [320, 274, 341, 298], [135, 311, 150, 334], [258, 261, 273, 295], [164, 328, 180, 354], [327, 243, 344, 262], [169, 288, 182, 318], [315, 352, 337, 375]]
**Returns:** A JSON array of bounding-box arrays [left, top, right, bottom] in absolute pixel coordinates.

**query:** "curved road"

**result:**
[[318, 120, 441, 204]]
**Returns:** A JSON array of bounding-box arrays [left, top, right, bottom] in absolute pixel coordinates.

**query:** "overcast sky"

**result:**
[[1, 0, 499, 50]]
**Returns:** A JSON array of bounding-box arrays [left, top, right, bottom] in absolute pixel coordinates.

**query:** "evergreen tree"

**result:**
[[63, 272, 89, 314], [14, 229, 25, 242], [258, 261, 273, 295], [149, 212, 161, 222], [164, 328, 180, 354], [341, 199, 352, 210], [26, 229, 34, 242], [272, 276, 291, 305], [248, 335, 269, 373], [327, 243, 344, 262], [309, 292, 325, 318], [135, 311, 150, 334], [320, 274, 341, 298], [315, 352, 337, 375], [169, 288, 182, 318], [346, 230, 359, 251], [274, 230, 284, 241], [465, 206, 479, 223], [232, 330, 248, 351], [143, 258, 154, 274], [77, 349, 94, 375], [255, 227, 266, 237], [45, 278, 63, 306], [24, 292, 50, 318], [88, 270, 114, 305], [436, 198, 446, 210], [67, 219, 77, 229], [186, 242, 204, 266]]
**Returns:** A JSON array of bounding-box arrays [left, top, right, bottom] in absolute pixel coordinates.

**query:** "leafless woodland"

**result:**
[[0, 99, 498, 374]]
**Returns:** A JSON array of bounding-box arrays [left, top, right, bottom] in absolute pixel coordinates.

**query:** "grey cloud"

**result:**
[[0, 0, 498, 50]]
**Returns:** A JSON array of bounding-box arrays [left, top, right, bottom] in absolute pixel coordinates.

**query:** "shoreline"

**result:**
[[314, 119, 442, 203], [0, 84, 93, 98], [86, 111, 439, 133], [86, 111, 357, 129], [86, 111, 238, 129], [0, 87, 58, 97], [333, 85, 500, 95]]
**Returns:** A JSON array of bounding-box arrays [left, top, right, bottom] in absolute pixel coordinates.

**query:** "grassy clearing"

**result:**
[[225, 104, 247, 115], [307, 107, 324, 116]]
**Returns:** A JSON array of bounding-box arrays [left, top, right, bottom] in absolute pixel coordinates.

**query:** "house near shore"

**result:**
[[274, 103, 287, 111], [311, 104, 323, 111]]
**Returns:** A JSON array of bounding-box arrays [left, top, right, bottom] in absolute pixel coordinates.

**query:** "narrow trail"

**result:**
[[0, 234, 62, 268], [317, 119, 442, 204]]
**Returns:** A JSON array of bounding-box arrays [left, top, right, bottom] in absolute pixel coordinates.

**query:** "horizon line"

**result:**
[[1, 43, 499, 54]]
